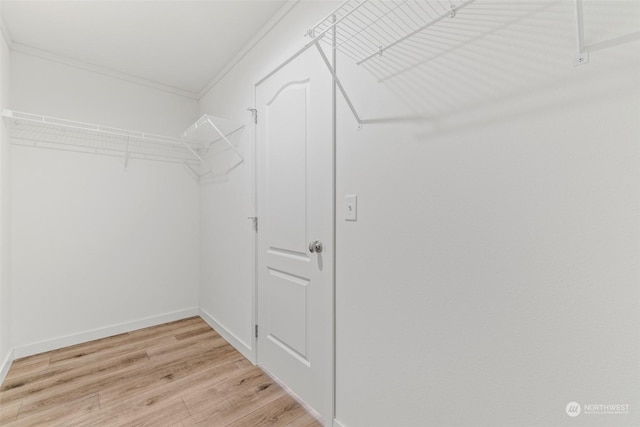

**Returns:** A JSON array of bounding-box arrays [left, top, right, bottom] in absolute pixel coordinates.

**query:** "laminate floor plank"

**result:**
[[0, 364, 77, 405], [126, 317, 204, 341], [180, 365, 267, 412], [90, 344, 239, 411], [185, 370, 287, 425], [1, 350, 150, 408], [5, 353, 50, 372], [174, 324, 217, 341], [48, 334, 177, 369], [169, 413, 201, 427], [145, 332, 227, 360], [233, 358, 254, 370], [48, 317, 203, 366], [16, 352, 150, 417], [0, 400, 20, 424], [2, 356, 50, 382], [5, 393, 99, 427], [93, 397, 192, 427], [227, 394, 308, 427], [97, 356, 238, 407], [47, 333, 129, 364], [0, 317, 322, 427], [284, 412, 323, 427]]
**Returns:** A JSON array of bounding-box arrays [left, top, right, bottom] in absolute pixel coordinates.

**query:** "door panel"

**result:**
[[266, 267, 308, 362], [266, 81, 308, 255], [256, 46, 333, 421]]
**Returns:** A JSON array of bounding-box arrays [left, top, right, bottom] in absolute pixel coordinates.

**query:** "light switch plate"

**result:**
[[345, 195, 357, 221]]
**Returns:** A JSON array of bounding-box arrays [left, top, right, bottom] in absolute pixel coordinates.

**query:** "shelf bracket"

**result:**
[[181, 138, 213, 180], [574, 0, 589, 66], [247, 108, 257, 125], [313, 41, 362, 129], [204, 116, 244, 164]]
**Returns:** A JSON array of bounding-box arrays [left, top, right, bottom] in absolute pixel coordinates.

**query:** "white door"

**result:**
[[255, 46, 333, 421]]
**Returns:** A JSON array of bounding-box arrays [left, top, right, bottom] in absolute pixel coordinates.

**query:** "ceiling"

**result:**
[[1, 0, 289, 97]]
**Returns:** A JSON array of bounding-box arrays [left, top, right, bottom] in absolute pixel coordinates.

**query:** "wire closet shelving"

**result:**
[[303, 0, 596, 121], [310, 0, 474, 63], [301, 0, 476, 126], [308, 0, 599, 77], [2, 109, 244, 182]]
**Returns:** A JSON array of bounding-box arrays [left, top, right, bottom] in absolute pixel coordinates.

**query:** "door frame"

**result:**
[[250, 39, 336, 425]]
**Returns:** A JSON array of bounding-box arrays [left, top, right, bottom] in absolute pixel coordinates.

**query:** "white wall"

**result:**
[[198, 1, 338, 359], [0, 14, 13, 379], [334, 2, 640, 427], [10, 52, 201, 356], [200, 1, 640, 426]]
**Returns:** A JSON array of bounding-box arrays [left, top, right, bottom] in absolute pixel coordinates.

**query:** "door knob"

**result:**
[[308, 240, 323, 254]]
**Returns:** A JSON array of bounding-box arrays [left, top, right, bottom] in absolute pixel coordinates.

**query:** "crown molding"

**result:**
[[3, 0, 300, 101], [197, 0, 300, 100], [11, 42, 199, 100]]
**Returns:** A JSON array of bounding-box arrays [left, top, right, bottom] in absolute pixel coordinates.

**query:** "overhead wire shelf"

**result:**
[[304, 0, 611, 122], [300, 0, 477, 125], [309, 0, 475, 67], [2, 110, 244, 181]]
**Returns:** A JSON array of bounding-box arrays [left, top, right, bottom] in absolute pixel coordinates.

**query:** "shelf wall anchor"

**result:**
[[574, 0, 589, 66]]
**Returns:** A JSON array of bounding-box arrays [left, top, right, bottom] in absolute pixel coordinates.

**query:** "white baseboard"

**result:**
[[198, 307, 254, 363], [333, 419, 348, 427], [13, 308, 198, 359], [0, 347, 14, 385]]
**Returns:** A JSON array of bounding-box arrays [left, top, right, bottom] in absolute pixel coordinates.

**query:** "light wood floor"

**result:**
[[0, 317, 321, 426]]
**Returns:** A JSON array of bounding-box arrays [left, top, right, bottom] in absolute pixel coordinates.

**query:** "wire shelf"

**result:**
[[182, 114, 244, 150], [3, 110, 198, 166], [309, 0, 476, 81], [181, 114, 245, 180], [3, 110, 245, 181]]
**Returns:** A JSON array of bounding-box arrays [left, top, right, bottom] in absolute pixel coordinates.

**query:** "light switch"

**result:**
[[345, 195, 357, 221]]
